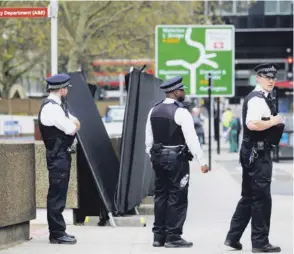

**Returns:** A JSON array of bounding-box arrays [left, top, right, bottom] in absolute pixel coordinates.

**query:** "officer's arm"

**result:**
[[50, 104, 78, 135], [145, 108, 154, 157], [68, 112, 77, 121], [246, 97, 275, 131], [175, 108, 206, 166]]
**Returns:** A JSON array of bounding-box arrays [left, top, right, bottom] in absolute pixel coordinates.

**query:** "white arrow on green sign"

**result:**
[[155, 25, 235, 97]]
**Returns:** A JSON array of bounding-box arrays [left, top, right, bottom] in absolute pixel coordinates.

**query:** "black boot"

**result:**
[[224, 239, 242, 250], [252, 243, 281, 253], [153, 233, 165, 247], [65, 233, 75, 239], [49, 235, 77, 244], [165, 237, 193, 248]]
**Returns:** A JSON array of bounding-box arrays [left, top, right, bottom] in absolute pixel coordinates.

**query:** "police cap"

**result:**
[[253, 63, 279, 79], [159, 76, 186, 93], [46, 73, 72, 90]]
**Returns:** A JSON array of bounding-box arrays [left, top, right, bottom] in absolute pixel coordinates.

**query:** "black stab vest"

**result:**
[[38, 98, 75, 151], [150, 101, 186, 146]]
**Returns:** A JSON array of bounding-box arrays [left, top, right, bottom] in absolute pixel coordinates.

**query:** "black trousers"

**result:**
[[151, 149, 190, 242], [226, 144, 272, 248], [46, 150, 72, 238]]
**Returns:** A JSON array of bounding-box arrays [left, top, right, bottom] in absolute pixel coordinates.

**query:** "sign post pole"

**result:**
[[217, 97, 220, 154], [50, 0, 58, 75], [208, 73, 212, 170]]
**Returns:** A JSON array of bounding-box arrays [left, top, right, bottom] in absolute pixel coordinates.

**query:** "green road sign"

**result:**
[[155, 25, 235, 97]]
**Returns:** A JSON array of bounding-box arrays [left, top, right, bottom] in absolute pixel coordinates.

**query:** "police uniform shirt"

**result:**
[[145, 98, 206, 166], [246, 85, 271, 125], [40, 93, 77, 135]]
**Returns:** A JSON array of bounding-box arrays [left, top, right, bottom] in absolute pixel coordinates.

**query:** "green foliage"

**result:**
[[0, 1, 50, 96], [58, 1, 215, 79], [0, 0, 255, 95]]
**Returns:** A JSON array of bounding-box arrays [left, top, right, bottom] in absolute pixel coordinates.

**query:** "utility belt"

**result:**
[[46, 138, 75, 158], [150, 143, 193, 161], [241, 139, 273, 167]]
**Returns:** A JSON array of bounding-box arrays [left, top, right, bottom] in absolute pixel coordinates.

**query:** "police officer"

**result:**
[[224, 63, 284, 253], [38, 73, 80, 244], [145, 76, 209, 248]]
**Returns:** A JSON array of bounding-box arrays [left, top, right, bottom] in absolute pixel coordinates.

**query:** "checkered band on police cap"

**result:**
[[47, 81, 70, 90], [46, 73, 71, 90], [253, 63, 279, 76], [159, 76, 185, 93], [161, 82, 184, 93]]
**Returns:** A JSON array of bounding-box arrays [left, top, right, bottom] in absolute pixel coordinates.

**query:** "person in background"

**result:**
[[222, 107, 233, 133], [236, 116, 242, 148], [191, 107, 205, 145], [228, 114, 239, 153]]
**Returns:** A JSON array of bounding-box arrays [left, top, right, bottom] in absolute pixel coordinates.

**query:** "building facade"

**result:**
[[208, 0, 293, 98]]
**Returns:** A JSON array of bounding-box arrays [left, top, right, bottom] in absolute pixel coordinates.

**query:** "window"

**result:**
[[279, 0, 293, 14], [265, 0, 277, 15], [221, 0, 234, 14], [237, 16, 248, 28], [265, 0, 293, 15], [265, 16, 277, 28], [236, 0, 250, 15]]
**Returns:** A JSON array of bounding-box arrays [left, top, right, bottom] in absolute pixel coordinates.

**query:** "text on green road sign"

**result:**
[[156, 25, 235, 97]]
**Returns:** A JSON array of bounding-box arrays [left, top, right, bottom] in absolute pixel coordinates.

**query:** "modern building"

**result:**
[[208, 0, 293, 98], [202, 0, 293, 160]]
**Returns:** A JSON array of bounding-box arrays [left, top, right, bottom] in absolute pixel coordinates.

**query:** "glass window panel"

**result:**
[[279, 0, 292, 14], [236, 0, 250, 14], [221, 0, 234, 14], [265, 0, 278, 14], [265, 16, 277, 28]]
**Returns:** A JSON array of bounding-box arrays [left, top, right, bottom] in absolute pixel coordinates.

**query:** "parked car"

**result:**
[[102, 105, 125, 137]]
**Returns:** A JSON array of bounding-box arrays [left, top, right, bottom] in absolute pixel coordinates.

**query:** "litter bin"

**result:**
[[34, 119, 42, 140]]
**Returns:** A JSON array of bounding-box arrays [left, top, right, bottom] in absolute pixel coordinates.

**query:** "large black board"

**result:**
[[67, 71, 119, 215], [116, 68, 165, 214]]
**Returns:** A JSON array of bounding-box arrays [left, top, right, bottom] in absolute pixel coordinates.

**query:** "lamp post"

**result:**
[[50, 0, 58, 75]]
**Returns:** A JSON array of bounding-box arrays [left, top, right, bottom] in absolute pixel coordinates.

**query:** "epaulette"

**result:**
[[174, 100, 184, 108], [246, 91, 265, 101], [154, 100, 164, 106]]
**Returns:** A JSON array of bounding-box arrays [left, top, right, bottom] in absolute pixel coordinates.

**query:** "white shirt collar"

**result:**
[[254, 85, 269, 97], [163, 97, 176, 104], [48, 93, 62, 105]]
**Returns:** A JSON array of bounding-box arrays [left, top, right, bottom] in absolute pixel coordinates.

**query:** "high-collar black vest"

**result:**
[[150, 101, 186, 146], [38, 98, 75, 150], [242, 91, 276, 142]]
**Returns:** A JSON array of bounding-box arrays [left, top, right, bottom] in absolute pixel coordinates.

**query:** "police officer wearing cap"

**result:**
[[145, 76, 209, 248], [38, 73, 80, 244], [224, 63, 284, 253]]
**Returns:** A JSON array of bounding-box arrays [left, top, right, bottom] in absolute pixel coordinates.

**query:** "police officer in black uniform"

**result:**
[[224, 63, 284, 253], [145, 76, 209, 248], [38, 73, 80, 244]]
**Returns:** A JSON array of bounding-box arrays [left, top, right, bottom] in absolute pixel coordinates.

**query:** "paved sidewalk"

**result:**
[[1, 154, 292, 254]]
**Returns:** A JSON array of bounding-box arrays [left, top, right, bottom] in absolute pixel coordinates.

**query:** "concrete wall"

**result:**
[[0, 141, 36, 247], [35, 137, 121, 209], [35, 141, 78, 209], [0, 137, 121, 247]]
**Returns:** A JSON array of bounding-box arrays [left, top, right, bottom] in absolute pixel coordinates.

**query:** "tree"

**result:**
[[58, 1, 210, 78], [0, 1, 50, 97]]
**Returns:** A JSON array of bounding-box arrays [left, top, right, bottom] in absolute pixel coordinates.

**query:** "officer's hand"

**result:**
[[270, 115, 283, 126], [72, 119, 81, 130], [201, 164, 209, 173]]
